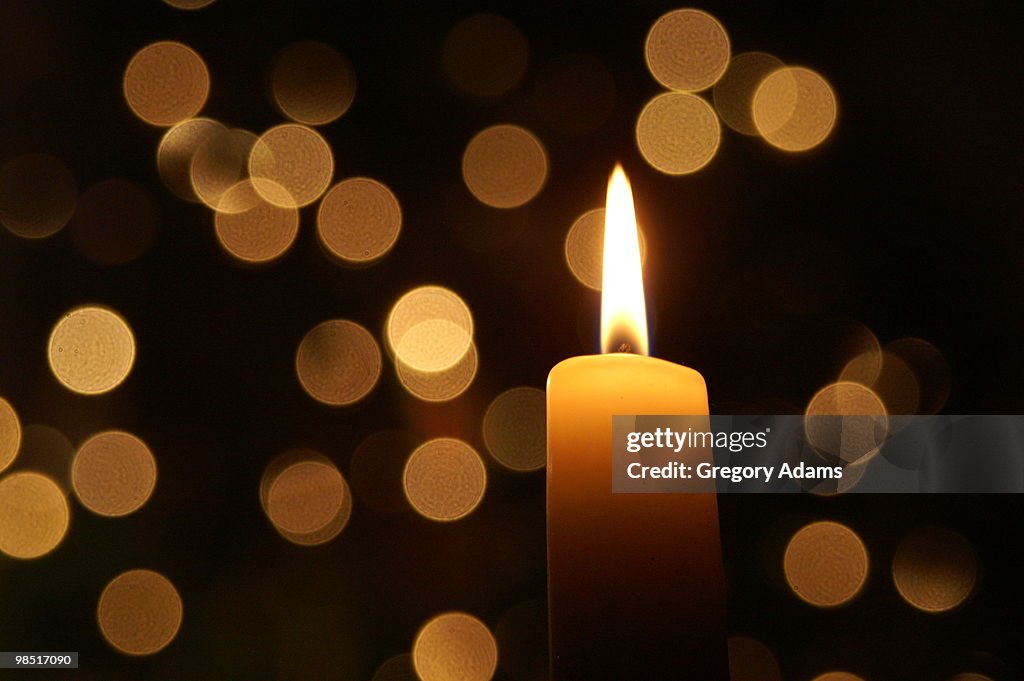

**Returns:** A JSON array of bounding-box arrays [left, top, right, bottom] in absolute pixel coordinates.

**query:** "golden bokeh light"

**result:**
[[443, 14, 528, 97], [213, 179, 299, 264], [72, 431, 157, 517], [482, 387, 546, 472], [564, 207, 647, 291], [349, 431, 416, 513], [263, 457, 352, 542], [413, 612, 498, 681], [834, 321, 882, 385], [753, 66, 837, 152], [636, 92, 720, 175], [887, 338, 951, 414], [404, 438, 486, 522], [97, 569, 183, 655], [728, 636, 782, 681], [386, 286, 474, 373], [713, 51, 785, 135], [893, 527, 978, 613], [317, 178, 402, 264], [0, 153, 77, 239], [0, 397, 20, 474], [462, 125, 548, 209], [70, 179, 158, 266], [644, 9, 730, 92], [48, 306, 136, 395], [805, 382, 888, 465], [0, 472, 69, 559], [495, 600, 548, 681], [811, 674, 865, 681], [191, 127, 257, 212], [533, 53, 615, 135], [163, 0, 216, 8], [124, 41, 210, 127], [784, 521, 869, 608], [372, 654, 416, 681], [295, 320, 382, 406], [249, 123, 333, 208], [157, 117, 225, 201], [396, 342, 478, 402], [271, 42, 356, 126]]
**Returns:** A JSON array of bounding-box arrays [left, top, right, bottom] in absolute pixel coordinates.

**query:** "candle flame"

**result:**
[[600, 165, 648, 355]]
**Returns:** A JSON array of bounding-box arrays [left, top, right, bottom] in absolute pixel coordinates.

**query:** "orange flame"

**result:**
[[600, 165, 648, 355]]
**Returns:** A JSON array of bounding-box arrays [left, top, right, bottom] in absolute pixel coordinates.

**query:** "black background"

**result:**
[[0, 1, 1022, 679]]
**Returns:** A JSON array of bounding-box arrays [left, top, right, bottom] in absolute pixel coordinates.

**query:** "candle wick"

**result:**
[[617, 342, 633, 353]]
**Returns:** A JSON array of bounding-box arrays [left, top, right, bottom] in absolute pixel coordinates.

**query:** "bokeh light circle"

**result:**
[[887, 338, 951, 414], [753, 67, 837, 152], [266, 460, 350, 537], [0, 153, 77, 239], [317, 178, 402, 264], [214, 179, 299, 264], [249, 124, 333, 208], [805, 381, 888, 465], [728, 636, 782, 681], [158, 117, 226, 201], [396, 343, 478, 402], [271, 42, 357, 126], [70, 179, 158, 266], [191, 127, 257, 212], [482, 387, 546, 471], [0, 397, 21, 474], [0, 472, 69, 559], [124, 41, 210, 127], [296, 320, 382, 406], [893, 527, 978, 613], [564, 207, 647, 290], [713, 51, 785, 135], [48, 306, 136, 395], [636, 92, 720, 175], [97, 569, 183, 655], [72, 431, 157, 517], [404, 438, 486, 522], [443, 14, 528, 97], [386, 286, 474, 373], [644, 9, 730, 92], [784, 521, 869, 608], [413, 612, 498, 681], [462, 125, 547, 209]]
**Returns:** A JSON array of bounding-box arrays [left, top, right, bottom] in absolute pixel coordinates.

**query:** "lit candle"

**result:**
[[547, 166, 727, 679]]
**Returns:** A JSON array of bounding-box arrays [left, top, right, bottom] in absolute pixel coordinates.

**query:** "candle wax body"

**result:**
[[547, 353, 727, 680]]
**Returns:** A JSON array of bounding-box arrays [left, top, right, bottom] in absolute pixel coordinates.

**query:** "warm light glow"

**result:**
[[636, 93, 721, 175], [483, 387, 546, 471], [317, 178, 402, 264], [600, 166, 648, 355], [396, 342, 478, 402], [784, 520, 869, 608], [644, 9, 730, 92], [158, 117, 225, 202], [191, 128, 257, 212], [271, 42, 357, 126], [248, 124, 334, 208], [214, 179, 299, 264], [72, 431, 157, 517], [0, 471, 69, 559], [413, 612, 498, 681], [713, 52, 785, 135], [565, 207, 647, 291], [805, 381, 888, 465], [295, 320, 382, 406], [404, 438, 486, 521], [0, 397, 20, 475], [893, 527, 977, 613], [259, 450, 353, 545], [728, 636, 782, 681], [753, 66, 837, 152], [97, 569, 183, 655], [462, 125, 548, 209], [386, 286, 474, 372], [48, 306, 136, 395], [123, 41, 209, 127], [0, 153, 77, 239]]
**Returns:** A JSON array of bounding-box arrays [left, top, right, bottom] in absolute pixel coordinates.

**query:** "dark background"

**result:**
[[0, 1, 1022, 679]]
